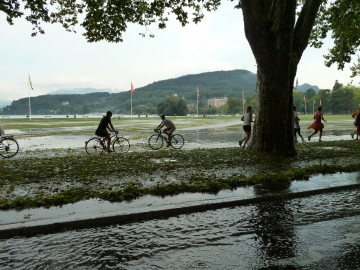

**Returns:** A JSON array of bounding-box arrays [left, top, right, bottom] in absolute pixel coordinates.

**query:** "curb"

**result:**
[[1, 183, 359, 239]]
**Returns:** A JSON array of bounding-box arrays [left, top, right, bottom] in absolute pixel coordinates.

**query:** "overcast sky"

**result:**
[[0, 1, 358, 103]]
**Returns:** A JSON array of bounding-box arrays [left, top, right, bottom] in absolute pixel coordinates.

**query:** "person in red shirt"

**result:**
[[351, 105, 360, 139], [307, 106, 327, 142]]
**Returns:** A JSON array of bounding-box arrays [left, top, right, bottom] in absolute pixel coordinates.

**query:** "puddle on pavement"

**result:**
[[1, 171, 359, 229]]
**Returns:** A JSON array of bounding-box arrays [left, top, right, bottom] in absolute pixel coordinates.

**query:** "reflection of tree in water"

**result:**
[[251, 182, 298, 267]]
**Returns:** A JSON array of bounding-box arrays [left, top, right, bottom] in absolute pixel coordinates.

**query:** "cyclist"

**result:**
[[95, 111, 117, 151], [154, 114, 176, 147]]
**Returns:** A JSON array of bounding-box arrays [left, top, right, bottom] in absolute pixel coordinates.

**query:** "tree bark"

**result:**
[[240, 0, 322, 156]]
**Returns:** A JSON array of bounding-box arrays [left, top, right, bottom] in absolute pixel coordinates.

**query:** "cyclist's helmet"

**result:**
[[107, 111, 113, 117], [160, 113, 165, 119]]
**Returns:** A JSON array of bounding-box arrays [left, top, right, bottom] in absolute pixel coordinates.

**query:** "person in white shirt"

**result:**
[[292, 105, 304, 142], [239, 106, 253, 148]]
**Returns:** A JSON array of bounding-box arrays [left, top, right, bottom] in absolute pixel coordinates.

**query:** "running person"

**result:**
[[307, 106, 327, 142], [95, 111, 117, 151], [351, 105, 360, 139], [293, 105, 304, 142], [154, 114, 176, 147], [239, 106, 253, 148]]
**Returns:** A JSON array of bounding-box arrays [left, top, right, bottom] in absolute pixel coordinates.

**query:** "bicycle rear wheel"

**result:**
[[0, 137, 19, 158], [171, 134, 184, 149], [148, 134, 164, 150], [85, 137, 104, 155], [112, 137, 130, 153]]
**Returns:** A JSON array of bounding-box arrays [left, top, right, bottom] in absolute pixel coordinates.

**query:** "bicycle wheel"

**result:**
[[171, 134, 184, 149], [112, 137, 130, 153], [148, 134, 164, 150], [85, 137, 104, 155], [0, 137, 19, 158]]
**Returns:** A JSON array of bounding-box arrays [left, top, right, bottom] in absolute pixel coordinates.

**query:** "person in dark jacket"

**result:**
[[95, 111, 117, 151]]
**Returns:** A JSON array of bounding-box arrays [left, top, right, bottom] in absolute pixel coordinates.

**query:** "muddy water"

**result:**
[[13, 125, 356, 152], [1, 187, 360, 269]]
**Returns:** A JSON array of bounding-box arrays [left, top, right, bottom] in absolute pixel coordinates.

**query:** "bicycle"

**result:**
[[85, 132, 130, 155], [0, 136, 19, 158], [148, 130, 184, 150]]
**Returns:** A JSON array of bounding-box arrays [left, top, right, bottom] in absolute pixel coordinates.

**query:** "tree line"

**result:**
[[2, 79, 359, 117]]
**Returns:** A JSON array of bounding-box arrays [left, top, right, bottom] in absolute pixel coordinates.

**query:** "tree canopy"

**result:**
[[2, 0, 360, 155], [2, 0, 358, 75]]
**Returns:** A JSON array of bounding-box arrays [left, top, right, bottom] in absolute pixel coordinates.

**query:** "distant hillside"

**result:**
[[297, 83, 320, 92], [1, 69, 256, 115], [49, 88, 119, 95]]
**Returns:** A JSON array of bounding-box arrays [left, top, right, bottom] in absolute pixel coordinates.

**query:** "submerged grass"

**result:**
[[0, 140, 360, 210]]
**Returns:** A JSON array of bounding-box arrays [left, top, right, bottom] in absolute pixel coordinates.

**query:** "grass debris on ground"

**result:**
[[1, 140, 360, 210]]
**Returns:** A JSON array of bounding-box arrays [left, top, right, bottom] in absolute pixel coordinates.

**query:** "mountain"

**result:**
[[1, 69, 318, 115], [297, 83, 320, 93], [48, 88, 119, 95]]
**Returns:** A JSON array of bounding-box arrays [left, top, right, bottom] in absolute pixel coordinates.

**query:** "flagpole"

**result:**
[[131, 90, 133, 118], [196, 87, 199, 116], [28, 73, 32, 120], [242, 91, 245, 114]]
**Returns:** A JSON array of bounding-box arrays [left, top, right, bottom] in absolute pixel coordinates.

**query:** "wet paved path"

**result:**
[[1, 174, 360, 269]]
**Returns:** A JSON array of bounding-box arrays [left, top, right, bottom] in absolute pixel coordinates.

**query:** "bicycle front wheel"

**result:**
[[171, 134, 184, 149], [112, 137, 130, 153], [0, 137, 19, 158], [148, 134, 164, 150], [85, 137, 104, 155]]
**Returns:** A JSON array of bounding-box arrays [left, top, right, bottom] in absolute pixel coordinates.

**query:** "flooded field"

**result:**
[[1, 115, 359, 269], [3, 115, 358, 153]]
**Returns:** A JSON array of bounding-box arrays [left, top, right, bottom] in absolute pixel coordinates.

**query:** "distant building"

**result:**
[[207, 97, 228, 108]]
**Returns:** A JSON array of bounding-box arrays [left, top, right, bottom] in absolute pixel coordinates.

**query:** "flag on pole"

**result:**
[[320, 99, 322, 106], [131, 82, 135, 96], [28, 74, 34, 90]]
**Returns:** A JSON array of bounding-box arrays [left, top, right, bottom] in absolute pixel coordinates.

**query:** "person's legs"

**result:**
[[293, 128, 297, 142], [243, 131, 251, 147], [319, 129, 323, 142], [308, 130, 318, 141], [297, 129, 304, 142], [163, 128, 173, 146], [105, 134, 111, 150], [167, 130, 174, 145]]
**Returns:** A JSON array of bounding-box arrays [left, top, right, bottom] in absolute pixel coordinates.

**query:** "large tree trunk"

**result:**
[[240, 0, 323, 156]]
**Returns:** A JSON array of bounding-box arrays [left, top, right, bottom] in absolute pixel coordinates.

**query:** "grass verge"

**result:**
[[0, 140, 360, 210]]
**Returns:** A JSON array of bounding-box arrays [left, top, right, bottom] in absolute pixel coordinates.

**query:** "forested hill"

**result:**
[[141, 69, 256, 94], [2, 69, 257, 115]]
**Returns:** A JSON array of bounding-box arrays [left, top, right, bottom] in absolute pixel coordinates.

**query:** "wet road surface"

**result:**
[[1, 180, 360, 269]]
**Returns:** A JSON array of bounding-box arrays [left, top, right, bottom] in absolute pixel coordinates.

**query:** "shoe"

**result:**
[[319, 140, 323, 142], [239, 140, 243, 146], [166, 143, 171, 147], [351, 133, 354, 139], [308, 136, 311, 141]]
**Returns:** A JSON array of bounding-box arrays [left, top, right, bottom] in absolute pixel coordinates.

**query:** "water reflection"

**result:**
[[252, 183, 297, 266]]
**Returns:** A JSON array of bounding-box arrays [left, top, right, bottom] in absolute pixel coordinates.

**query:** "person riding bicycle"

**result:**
[[95, 111, 117, 151], [154, 114, 176, 147]]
